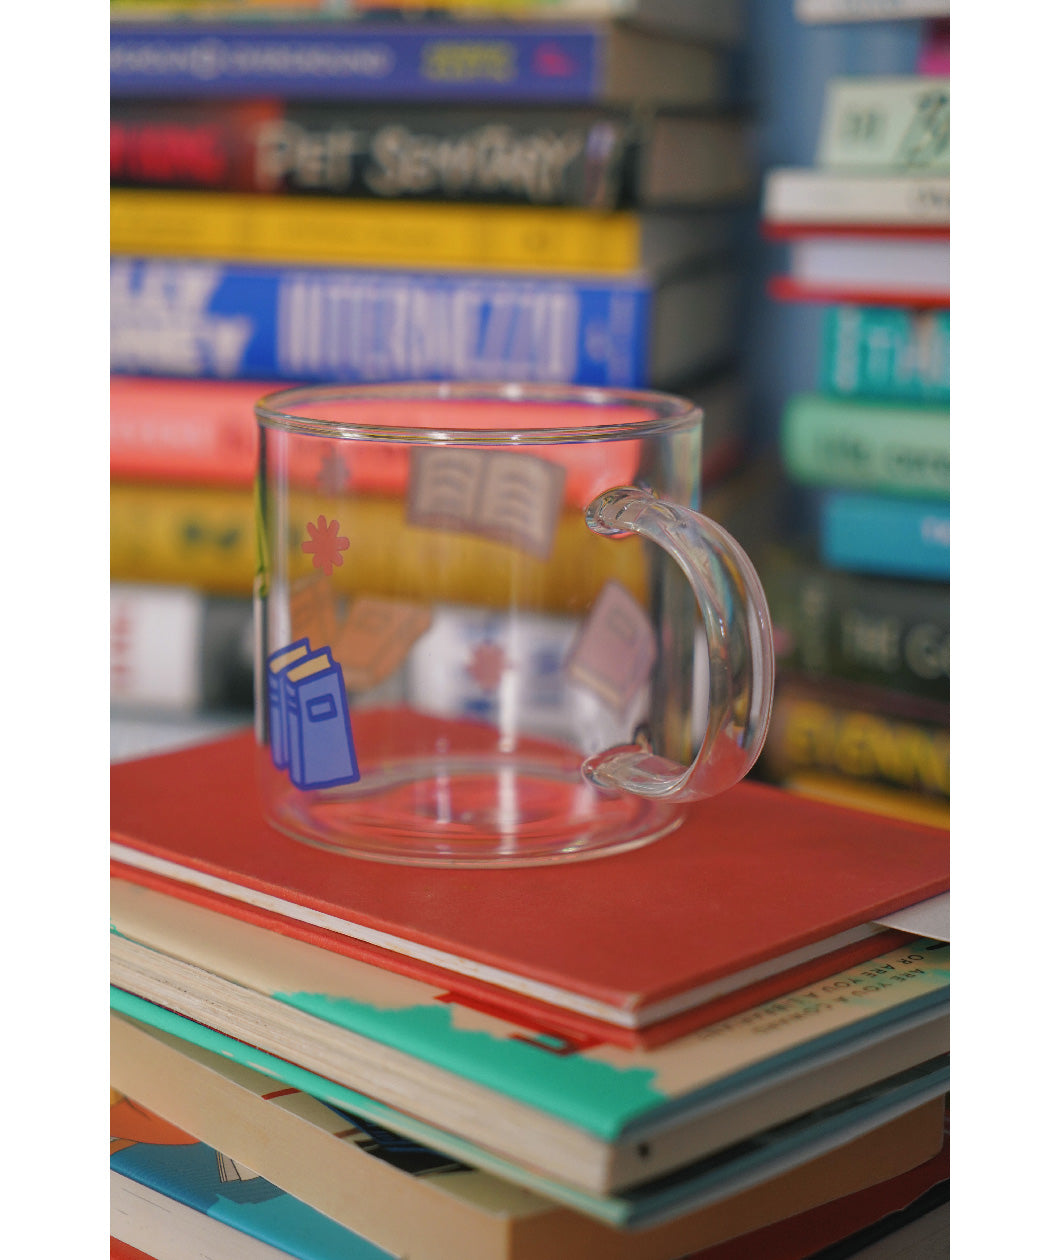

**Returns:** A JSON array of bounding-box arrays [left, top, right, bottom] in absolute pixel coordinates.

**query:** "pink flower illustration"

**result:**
[[467, 642, 508, 692], [301, 516, 350, 576]]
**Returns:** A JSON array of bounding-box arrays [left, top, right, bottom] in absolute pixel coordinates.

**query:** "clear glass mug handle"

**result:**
[[582, 486, 775, 802]]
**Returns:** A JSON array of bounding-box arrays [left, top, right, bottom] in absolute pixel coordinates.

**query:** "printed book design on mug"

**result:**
[[267, 638, 360, 790]]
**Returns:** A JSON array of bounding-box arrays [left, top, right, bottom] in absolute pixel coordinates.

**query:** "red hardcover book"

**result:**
[[111, 729, 948, 1045]]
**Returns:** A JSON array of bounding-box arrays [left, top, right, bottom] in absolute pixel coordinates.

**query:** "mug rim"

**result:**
[[254, 381, 702, 444]]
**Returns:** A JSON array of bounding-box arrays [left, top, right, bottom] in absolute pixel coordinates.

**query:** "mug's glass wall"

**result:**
[[254, 383, 771, 867]]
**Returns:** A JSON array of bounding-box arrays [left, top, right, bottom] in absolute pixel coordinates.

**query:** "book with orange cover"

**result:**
[[111, 728, 948, 1046]]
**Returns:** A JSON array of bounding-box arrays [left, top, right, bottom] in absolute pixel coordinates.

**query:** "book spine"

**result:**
[[816, 76, 949, 173], [761, 170, 949, 229], [818, 491, 950, 581], [110, 99, 636, 209], [780, 394, 949, 499], [109, 257, 656, 386], [110, 376, 269, 486], [795, 0, 950, 20], [110, 189, 655, 273], [762, 558, 949, 704], [111, 584, 255, 714], [817, 306, 949, 403], [110, 22, 614, 103], [761, 678, 950, 800], [110, 482, 648, 607]]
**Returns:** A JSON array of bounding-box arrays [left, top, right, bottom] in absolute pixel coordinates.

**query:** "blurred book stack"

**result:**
[[755, 12, 949, 829], [111, 727, 950, 1260], [109, 0, 757, 736]]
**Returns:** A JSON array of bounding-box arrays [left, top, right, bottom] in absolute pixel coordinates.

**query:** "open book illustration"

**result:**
[[406, 446, 566, 559]]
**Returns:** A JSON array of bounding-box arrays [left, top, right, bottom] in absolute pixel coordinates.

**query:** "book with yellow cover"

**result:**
[[109, 481, 647, 607], [109, 189, 729, 275]]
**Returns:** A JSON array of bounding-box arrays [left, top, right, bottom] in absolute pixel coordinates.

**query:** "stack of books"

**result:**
[[109, 0, 755, 727], [111, 728, 950, 1259], [755, 15, 950, 829]]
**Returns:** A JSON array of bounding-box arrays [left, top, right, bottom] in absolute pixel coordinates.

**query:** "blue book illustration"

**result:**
[[266, 638, 310, 770], [281, 647, 360, 790], [819, 492, 950, 582], [109, 256, 732, 388]]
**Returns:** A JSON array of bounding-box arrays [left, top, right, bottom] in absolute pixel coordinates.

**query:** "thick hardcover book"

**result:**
[[111, 583, 254, 714], [816, 76, 948, 174], [817, 306, 949, 403], [109, 189, 730, 275], [109, 19, 730, 105], [761, 170, 948, 231], [818, 491, 949, 581], [761, 551, 949, 704], [780, 393, 949, 500], [111, 99, 754, 209], [108, 255, 738, 386], [762, 676, 950, 802], [110, 876, 951, 1200], [111, 728, 948, 1036], [111, 1009, 947, 1257]]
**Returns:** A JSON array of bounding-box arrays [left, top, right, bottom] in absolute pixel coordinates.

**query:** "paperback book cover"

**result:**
[[109, 189, 730, 275], [780, 394, 949, 500], [110, 99, 754, 210], [761, 550, 949, 704], [111, 1010, 948, 1258], [109, 255, 737, 387], [111, 1089, 392, 1260], [110, 728, 949, 1038], [817, 307, 949, 403], [108, 19, 730, 106]]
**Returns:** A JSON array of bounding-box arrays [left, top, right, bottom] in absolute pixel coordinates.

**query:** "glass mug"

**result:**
[[253, 383, 773, 867]]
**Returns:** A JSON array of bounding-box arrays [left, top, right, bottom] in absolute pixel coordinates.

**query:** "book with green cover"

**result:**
[[110, 877, 950, 1207], [780, 394, 949, 499]]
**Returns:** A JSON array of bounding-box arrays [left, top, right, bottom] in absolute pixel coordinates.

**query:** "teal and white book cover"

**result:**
[[111, 1091, 392, 1259]]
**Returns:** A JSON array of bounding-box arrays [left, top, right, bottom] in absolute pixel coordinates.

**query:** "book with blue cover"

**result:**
[[109, 256, 735, 387], [108, 19, 729, 105], [819, 492, 949, 581]]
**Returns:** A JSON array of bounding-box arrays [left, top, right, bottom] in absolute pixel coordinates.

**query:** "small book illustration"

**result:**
[[332, 595, 433, 692], [282, 646, 361, 790], [406, 446, 566, 560], [266, 638, 311, 770], [566, 580, 657, 711]]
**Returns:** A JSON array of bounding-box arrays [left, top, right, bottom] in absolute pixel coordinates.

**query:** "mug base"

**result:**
[[263, 755, 683, 868]]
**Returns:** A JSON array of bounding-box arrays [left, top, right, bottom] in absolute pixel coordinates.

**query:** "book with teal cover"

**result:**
[[818, 307, 949, 403], [111, 1092, 392, 1260], [819, 492, 949, 581]]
